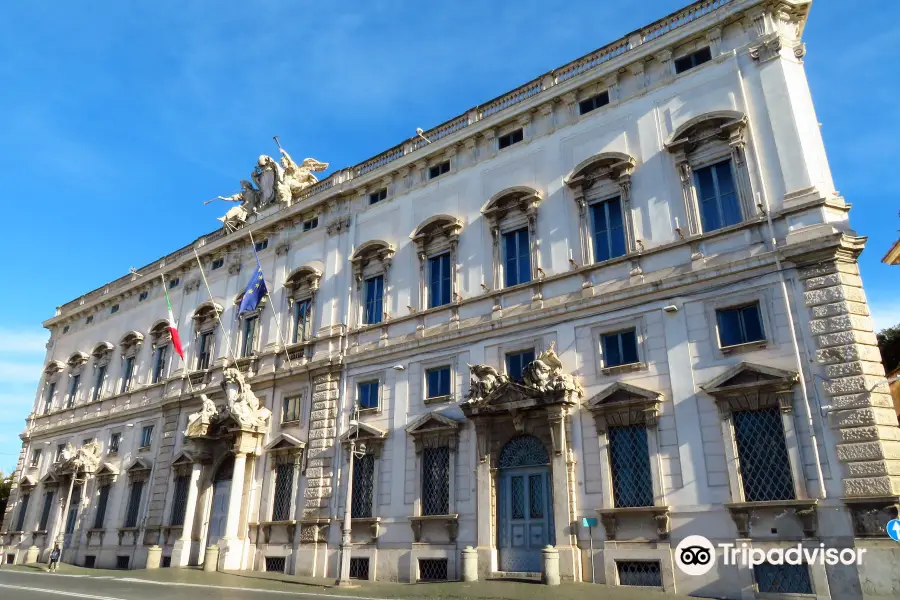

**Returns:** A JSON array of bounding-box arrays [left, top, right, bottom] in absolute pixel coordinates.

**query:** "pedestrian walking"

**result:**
[[48, 545, 61, 572]]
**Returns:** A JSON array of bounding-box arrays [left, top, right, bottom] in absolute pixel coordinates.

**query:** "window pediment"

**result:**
[[44, 360, 65, 375], [91, 342, 114, 359], [265, 432, 307, 452], [285, 262, 324, 292], [19, 474, 37, 489], [586, 382, 662, 430], [39, 471, 60, 486], [406, 411, 461, 453], [666, 110, 747, 158], [170, 451, 196, 467], [125, 457, 152, 479], [410, 215, 463, 252], [340, 422, 387, 457], [96, 462, 119, 484], [119, 330, 144, 349], [565, 152, 636, 190], [67, 351, 89, 368], [352, 240, 394, 268], [481, 186, 542, 225], [700, 362, 798, 417], [192, 301, 224, 321]]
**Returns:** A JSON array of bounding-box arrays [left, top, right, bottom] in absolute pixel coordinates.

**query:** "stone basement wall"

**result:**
[[800, 261, 900, 497]]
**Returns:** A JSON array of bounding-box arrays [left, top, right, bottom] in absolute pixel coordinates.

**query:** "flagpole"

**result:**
[[160, 274, 195, 395], [246, 229, 295, 370], [192, 247, 237, 365]]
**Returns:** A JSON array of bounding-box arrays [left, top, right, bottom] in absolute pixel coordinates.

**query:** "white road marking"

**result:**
[[0, 582, 125, 600]]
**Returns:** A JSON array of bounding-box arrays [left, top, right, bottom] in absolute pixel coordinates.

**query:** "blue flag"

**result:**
[[239, 261, 268, 314]]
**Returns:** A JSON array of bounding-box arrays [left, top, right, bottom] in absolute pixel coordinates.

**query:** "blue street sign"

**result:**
[[887, 519, 900, 542], [583, 517, 598, 528]]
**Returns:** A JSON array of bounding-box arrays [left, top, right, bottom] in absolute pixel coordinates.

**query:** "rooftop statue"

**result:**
[[214, 180, 260, 232], [279, 148, 329, 197], [253, 154, 291, 206]]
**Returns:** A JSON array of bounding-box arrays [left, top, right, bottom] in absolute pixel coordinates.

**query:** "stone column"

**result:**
[[219, 452, 246, 570], [547, 408, 577, 581], [171, 462, 202, 567], [472, 419, 493, 579]]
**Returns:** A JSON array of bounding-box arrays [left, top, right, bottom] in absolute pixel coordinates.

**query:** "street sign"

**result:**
[[583, 517, 598, 528], [887, 519, 900, 542]]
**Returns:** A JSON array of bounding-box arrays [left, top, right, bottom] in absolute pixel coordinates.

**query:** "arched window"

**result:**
[[191, 302, 222, 371], [148, 321, 171, 384], [40, 360, 65, 415], [64, 352, 89, 409], [284, 263, 323, 346], [481, 187, 542, 290], [410, 216, 463, 311], [118, 331, 144, 394], [233, 291, 263, 358], [498, 435, 550, 468], [351, 240, 395, 326], [90, 342, 114, 402], [665, 111, 755, 236], [564, 152, 637, 265]]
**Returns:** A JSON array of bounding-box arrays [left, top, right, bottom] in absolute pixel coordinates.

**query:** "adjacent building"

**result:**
[[3, 0, 898, 597]]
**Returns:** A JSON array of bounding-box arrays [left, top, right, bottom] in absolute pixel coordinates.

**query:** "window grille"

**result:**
[[716, 303, 764, 347], [428, 253, 452, 308], [349, 557, 369, 579], [498, 435, 549, 468], [124, 480, 144, 528], [169, 475, 190, 526], [363, 276, 384, 325], [733, 407, 795, 502], [272, 462, 295, 521], [505, 349, 535, 383], [116, 555, 130, 569], [503, 228, 531, 287], [351, 454, 375, 518], [422, 446, 450, 515], [418, 558, 449, 581], [694, 159, 740, 232], [84, 556, 96, 568], [591, 197, 626, 262], [15, 493, 30, 531], [39, 491, 54, 530], [755, 563, 813, 594], [265, 556, 287, 573], [617, 561, 662, 587], [94, 485, 110, 529], [609, 425, 654, 508]]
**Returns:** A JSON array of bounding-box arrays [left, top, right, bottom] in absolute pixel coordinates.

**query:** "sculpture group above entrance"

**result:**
[[184, 366, 272, 439]]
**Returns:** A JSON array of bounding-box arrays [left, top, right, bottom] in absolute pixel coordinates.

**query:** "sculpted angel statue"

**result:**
[[279, 148, 328, 196]]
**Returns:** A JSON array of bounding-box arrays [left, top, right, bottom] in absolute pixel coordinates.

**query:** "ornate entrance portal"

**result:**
[[497, 436, 553, 572], [207, 456, 234, 545]]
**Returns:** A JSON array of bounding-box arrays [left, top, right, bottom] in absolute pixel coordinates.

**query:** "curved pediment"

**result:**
[[91, 341, 115, 358], [351, 240, 395, 264], [44, 360, 65, 375], [564, 152, 636, 186], [666, 110, 747, 153], [192, 300, 224, 320], [481, 186, 542, 216], [67, 351, 90, 367], [285, 262, 324, 288], [119, 330, 144, 347], [410, 215, 463, 244]]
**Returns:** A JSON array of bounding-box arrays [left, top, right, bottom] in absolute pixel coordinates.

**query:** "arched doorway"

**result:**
[[207, 455, 234, 544], [497, 435, 553, 572]]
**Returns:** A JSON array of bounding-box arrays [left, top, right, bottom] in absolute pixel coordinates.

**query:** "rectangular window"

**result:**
[[169, 475, 190, 526], [140, 425, 154, 449], [351, 454, 375, 518], [241, 316, 258, 357], [293, 298, 312, 344], [15, 493, 30, 531], [674, 46, 712, 74], [601, 329, 639, 368], [109, 432, 121, 454], [505, 349, 535, 383], [56, 444, 66, 462], [272, 461, 295, 521], [93, 485, 111, 529], [695, 159, 741, 232], [196, 331, 213, 370], [498, 128, 524, 149], [93, 364, 107, 402], [579, 90, 610, 115], [358, 381, 379, 410], [716, 303, 765, 348], [590, 196, 626, 262], [168, 278, 180, 289], [349, 557, 370, 580], [608, 425, 654, 508], [110, 304, 119, 314], [152, 345, 168, 384], [369, 188, 387, 205], [121, 356, 135, 393], [616, 561, 662, 587], [30, 449, 41, 468], [43, 382, 55, 414], [39, 491, 54, 530], [281, 394, 301, 424], [86, 315, 94, 325], [733, 407, 795, 502], [303, 217, 319, 231], [124, 481, 144, 528], [426, 366, 451, 400], [418, 558, 449, 582], [65, 374, 80, 409], [363, 275, 384, 325], [254, 239, 269, 252], [428, 253, 452, 308], [755, 563, 813, 594], [502, 228, 531, 287], [138, 291, 149, 302], [428, 161, 450, 179], [211, 258, 224, 270], [421, 446, 450, 515]]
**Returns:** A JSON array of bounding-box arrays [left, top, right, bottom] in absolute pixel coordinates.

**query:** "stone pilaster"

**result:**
[[1, 441, 27, 537], [303, 370, 339, 518], [799, 259, 900, 497], [143, 406, 180, 545]]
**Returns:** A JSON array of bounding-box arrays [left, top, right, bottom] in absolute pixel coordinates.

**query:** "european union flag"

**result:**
[[238, 261, 268, 314]]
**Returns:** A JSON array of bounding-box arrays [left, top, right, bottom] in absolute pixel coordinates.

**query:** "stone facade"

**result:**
[[3, 0, 899, 597]]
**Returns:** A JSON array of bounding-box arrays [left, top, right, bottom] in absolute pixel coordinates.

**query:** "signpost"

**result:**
[[582, 517, 598, 583]]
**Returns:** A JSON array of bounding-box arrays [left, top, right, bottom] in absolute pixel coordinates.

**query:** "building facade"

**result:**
[[3, 0, 899, 597]]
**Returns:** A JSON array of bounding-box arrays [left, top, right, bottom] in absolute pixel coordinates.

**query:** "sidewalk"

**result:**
[[4, 563, 689, 600]]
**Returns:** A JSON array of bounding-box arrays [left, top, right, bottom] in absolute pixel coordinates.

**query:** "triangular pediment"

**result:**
[[39, 471, 60, 485], [484, 381, 546, 406], [700, 362, 798, 396], [95, 462, 119, 477], [171, 451, 195, 466], [265, 432, 307, 451], [340, 422, 387, 442], [19, 474, 37, 488], [587, 382, 662, 409], [405, 411, 460, 435], [125, 458, 152, 473]]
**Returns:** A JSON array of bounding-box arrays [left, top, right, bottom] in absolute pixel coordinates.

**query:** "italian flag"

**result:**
[[163, 283, 185, 360]]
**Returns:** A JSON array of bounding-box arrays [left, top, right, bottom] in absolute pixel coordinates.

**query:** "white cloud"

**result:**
[[0, 328, 48, 354]]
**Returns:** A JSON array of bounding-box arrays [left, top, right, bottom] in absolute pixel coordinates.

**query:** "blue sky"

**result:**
[[0, 2, 897, 472]]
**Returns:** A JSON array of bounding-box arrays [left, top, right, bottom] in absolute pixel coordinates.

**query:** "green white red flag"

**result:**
[[163, 283, 185, 360]]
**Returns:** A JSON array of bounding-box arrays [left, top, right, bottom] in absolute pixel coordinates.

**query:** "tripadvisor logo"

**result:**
[[675, 535, 866, 576]]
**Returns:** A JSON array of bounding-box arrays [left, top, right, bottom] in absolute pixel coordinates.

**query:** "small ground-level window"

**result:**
[[264, 556, 287, 573], [349, 557, 370, 580], [116, 555, 130, 570], [755, 563, 813, 594], [616, 561, 662, 587], [418, 558, 449, 581], [84, 556, 96, 569]]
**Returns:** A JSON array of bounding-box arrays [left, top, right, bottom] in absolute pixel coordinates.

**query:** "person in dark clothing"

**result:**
[[48, 545, 61, 572]]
